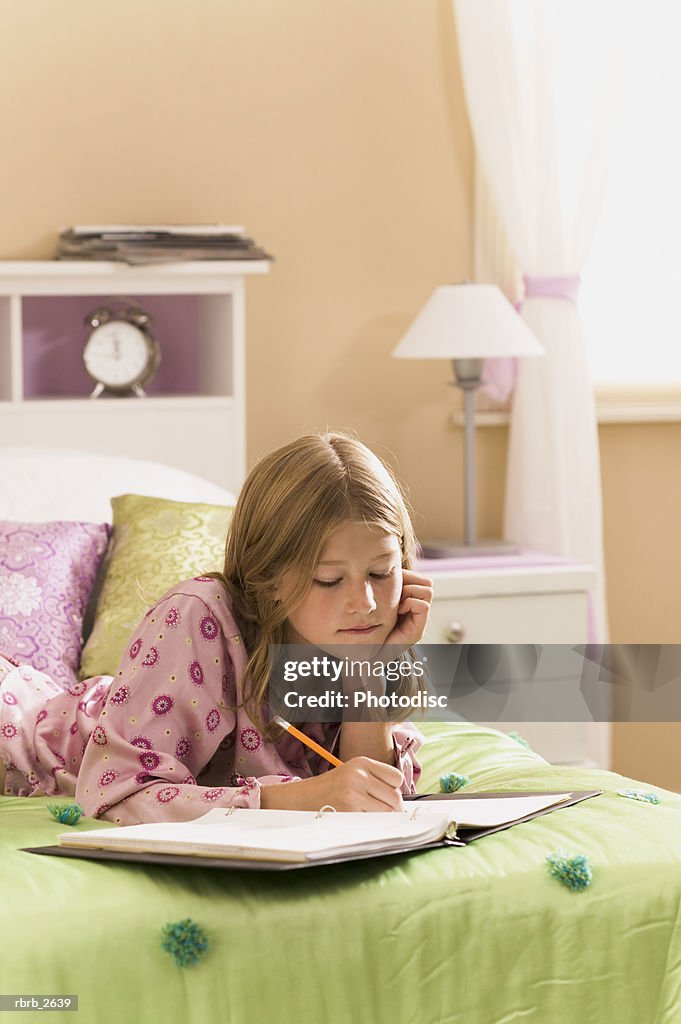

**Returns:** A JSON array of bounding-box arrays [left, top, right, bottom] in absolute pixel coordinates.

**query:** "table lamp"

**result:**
[[392, 283, 544, 557]]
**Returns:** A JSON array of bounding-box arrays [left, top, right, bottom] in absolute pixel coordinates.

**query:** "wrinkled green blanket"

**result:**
[[2, 722, 681, 1024]]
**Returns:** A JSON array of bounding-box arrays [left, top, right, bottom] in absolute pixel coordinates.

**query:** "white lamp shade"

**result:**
[[392, 284, 544, 359]]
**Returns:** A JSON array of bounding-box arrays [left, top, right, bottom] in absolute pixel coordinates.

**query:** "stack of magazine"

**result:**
[[55, 224, 273, 265]]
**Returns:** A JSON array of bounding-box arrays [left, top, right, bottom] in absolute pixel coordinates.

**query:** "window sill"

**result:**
[[595, 385, 681, 423], [451, 386, 681, 426]]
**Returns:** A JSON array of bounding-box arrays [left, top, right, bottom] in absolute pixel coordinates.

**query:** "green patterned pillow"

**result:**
[[79, 494, 232, 679]]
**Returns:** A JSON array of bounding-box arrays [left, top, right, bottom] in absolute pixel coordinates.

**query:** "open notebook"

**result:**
[[23, 790, 602, 870]]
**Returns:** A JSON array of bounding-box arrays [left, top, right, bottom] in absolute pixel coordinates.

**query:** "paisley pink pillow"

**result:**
[[0, 520, 111, 689]]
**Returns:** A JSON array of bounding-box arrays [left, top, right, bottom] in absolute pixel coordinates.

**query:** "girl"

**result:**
[[0, 431, 434, 825]]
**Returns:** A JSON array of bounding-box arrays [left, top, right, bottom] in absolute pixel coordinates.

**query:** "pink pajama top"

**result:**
[[0, 576, 423, 825]]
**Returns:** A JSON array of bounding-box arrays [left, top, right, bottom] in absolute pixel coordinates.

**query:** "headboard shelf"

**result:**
[[0, 260, 270, 495]]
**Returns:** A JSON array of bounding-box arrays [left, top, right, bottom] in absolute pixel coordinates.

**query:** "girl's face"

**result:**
[[284, 521, 403, 647]]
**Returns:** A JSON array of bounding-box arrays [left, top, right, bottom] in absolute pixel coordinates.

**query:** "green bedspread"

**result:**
[[2, 722, 681, 1024]]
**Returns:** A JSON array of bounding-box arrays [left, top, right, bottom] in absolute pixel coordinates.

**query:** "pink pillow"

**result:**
[[0, 520, 111, 689]]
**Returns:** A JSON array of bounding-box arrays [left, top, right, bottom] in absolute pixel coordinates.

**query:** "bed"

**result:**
[[2, 448, 681, 1024]]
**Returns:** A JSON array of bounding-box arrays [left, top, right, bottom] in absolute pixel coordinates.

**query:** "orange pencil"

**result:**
[[272, 714, 344, 768]]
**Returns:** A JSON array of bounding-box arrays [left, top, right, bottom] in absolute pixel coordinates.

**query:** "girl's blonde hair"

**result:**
[[207, 430, 426, 742]]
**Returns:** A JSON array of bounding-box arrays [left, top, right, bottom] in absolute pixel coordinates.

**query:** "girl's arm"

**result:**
[[75, 589, 295, 825], [337, 660, 424, 793], [338, 721, 393, 764], [338, 720, 423, 794]]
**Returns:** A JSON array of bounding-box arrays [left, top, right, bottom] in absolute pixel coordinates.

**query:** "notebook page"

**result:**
[[58, 794, 573, 858], [430, 793, 573, 828], [59, 808, 455, 859], [189, 797, 572, 830]]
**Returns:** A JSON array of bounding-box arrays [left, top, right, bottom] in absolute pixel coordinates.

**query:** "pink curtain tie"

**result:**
[[522, 274, 581, 304], [481, 274, 581, 402], [481, 274, 581, 403]]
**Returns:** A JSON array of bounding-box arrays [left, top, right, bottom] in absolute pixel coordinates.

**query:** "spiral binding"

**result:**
[[222, 802, 424, 823], [315, 804, 337, 818], [314, 805, 421, 820]]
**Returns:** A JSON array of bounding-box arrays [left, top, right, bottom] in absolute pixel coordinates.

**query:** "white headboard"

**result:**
[[0, 447, 236, 523]]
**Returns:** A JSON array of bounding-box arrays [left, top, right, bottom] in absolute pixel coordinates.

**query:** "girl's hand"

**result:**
[[381, 569, 434, 652], [260, 757, 405, 812], [316, 757, 405, 812]]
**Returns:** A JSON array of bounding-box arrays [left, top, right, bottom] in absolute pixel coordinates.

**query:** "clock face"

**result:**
[[83, 320, 151, 388]]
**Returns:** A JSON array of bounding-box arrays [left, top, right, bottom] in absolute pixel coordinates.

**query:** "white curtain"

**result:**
[[453, 0, 620, 641]]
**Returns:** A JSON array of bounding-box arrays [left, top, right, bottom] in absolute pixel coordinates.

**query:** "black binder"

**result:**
[[21, 790, 602, 871]]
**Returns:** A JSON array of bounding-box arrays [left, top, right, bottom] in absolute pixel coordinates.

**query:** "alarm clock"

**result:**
[[83, 300, 161, 398]]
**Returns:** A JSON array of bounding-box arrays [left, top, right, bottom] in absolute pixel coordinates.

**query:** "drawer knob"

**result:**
[[444, 621, 465, 644]]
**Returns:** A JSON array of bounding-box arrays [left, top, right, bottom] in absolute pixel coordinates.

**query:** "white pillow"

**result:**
[[0, 447, 236, 523]]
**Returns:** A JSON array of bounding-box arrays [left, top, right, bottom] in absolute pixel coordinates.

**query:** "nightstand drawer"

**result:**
[[424, 591, 589, 644]]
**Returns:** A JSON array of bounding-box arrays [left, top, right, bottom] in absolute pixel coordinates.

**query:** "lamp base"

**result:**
[[419, 538, 520, 558]]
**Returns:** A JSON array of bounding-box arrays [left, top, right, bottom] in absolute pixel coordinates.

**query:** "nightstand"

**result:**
[[416, 551, 608, 769]]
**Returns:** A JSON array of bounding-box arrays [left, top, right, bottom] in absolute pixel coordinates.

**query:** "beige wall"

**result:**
[[0, 0, 472, 549], [1, 1, 679, 787], [601, 423, 681, 791]]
